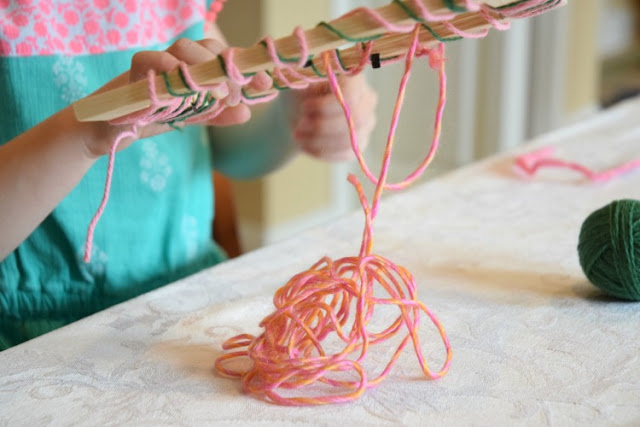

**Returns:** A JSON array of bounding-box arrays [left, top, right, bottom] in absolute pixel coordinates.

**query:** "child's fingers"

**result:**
[[130, 38, 230, 96], [192, 41, 271, 105], [166, 38, 229, 99], [165, 38, 221, 64], [128, 38, 263, 131], [206, 104, 251, 127], [295, 74, 358, 99], [294, 113, 375, 148], [294, 118, 375, 162], [129, 51, 181, 83], [196, 38, 226, 57], [301, 76, 378, 117]]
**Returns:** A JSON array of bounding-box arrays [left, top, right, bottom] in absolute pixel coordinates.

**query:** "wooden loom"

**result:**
[[72, 0, 566, 123]]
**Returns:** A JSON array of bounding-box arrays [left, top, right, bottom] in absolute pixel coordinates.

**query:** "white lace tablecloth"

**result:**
[[3, 99, 640, 425]]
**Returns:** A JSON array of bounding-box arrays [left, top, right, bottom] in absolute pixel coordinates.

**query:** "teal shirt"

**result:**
[[0, 1, 226, 349]]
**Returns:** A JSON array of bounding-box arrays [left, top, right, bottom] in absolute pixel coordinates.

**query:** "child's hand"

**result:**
[[84, 38, 272, 158], [289, 74, 377, 162]]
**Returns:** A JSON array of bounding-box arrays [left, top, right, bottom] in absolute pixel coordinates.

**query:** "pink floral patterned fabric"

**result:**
[[0, 0, 209, 57]]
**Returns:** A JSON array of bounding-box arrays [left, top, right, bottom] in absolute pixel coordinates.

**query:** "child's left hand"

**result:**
[[289, 74, 378, 162]]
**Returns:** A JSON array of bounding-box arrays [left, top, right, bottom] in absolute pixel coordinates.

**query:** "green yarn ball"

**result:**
[[578, 199, 640, 301]]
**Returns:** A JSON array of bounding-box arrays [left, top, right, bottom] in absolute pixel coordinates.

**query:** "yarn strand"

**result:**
[[83, 125, 138, 262], [515, 146, 640, 183]]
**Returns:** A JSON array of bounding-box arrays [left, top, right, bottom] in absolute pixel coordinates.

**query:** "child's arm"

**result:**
[[0, 37, 255, 262], [0, 106, 104, 261]]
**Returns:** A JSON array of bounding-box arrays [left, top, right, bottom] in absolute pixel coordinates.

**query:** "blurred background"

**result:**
[[217, 0, 640, 253]]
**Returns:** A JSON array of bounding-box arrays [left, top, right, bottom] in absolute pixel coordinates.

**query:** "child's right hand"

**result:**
[[83, 37, 272, 158]]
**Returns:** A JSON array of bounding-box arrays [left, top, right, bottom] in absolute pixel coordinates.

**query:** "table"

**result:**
[[2, 98, 640, 425]]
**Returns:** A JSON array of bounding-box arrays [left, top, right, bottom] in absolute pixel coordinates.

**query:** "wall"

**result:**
[[599, 0, 640, 106], [565, 0, 601, 117]]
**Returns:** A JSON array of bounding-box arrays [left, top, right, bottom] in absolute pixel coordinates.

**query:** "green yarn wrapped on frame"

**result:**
[[578, 199, 640, 301]]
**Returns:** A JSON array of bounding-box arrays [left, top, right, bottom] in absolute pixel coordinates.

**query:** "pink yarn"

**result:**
[[215, 26, 452, 406], [515, 146, 640, 183], [83, 125, 138, 263], [343, 42, 446, 194]]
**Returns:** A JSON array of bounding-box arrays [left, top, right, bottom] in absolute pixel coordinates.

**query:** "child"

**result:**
[[0, 1, 377, 349]]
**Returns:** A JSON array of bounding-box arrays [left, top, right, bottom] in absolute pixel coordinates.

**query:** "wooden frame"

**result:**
[[72, 0, 548, 122]]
